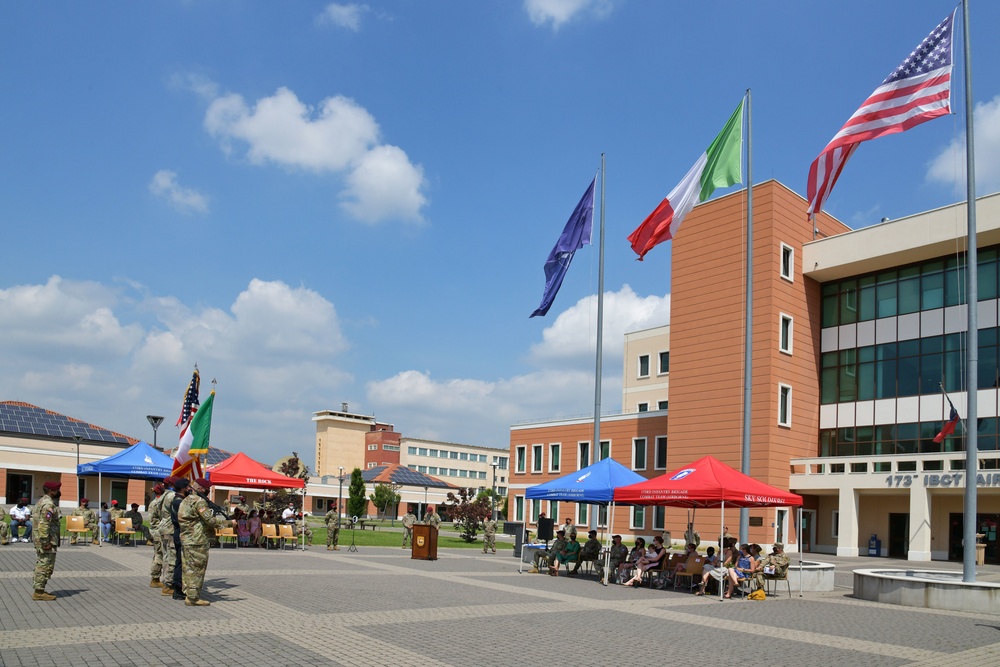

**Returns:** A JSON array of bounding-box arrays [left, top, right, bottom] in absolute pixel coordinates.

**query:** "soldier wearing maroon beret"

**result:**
[[31, 481, 62, 600]]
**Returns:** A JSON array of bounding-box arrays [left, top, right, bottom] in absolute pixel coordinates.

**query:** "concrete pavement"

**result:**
[[0, 540, 998, 666]]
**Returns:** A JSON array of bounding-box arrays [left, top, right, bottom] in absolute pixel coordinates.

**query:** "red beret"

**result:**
[[194, 477, 212, 488], [80, 498, 89, 504], [43, 481, 61, 491], [163, 476, 176, 486], [152, 484, 164, 494], [111, 500, 118, 505]]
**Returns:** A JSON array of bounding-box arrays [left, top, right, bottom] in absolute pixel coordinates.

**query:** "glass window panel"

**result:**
[[898, 277, 920, 314], [822, 294, 838, 327], [978, 346, 998, 389], [821, 368, 838, 404], [875, 425, 896, 455], [979, 256, 998, 301], [838, 366, 856, 402], [898, 339, 920, 358], [858, 362, 875, 401], [978, 417, 998, 452], [839, 281, 858, 324], [822, 352, 838, 368], [921, 271, 944, 310], [945, 332, 965, 351], [981, 327, 998, 347], [919, 353, 942, 395], [920, 421, 942, 453], [877, 342, 896, 360], [859, 276, 877, 321], [921, 336, 943, 354], [876, 281, 897, 318], [858, 346, 875, 363], [897, 356, 920, 396], [896, 422, 918, 454], [820, 430, 836, 457], [943, 350, 964, 393], [944, 263, 964, 307], [876, 359, 896, 399]]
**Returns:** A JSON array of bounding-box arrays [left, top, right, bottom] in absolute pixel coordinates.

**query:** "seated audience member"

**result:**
[[570, 530, 602, 576], [532, 530, 567, 573], [99, 502, 113, 542], [750, 543, 764, 562], [596, 534, 628, 582], [699, 546, 738, 595], [669, 542, 699, 582], [724, 544, 756, 598], [549, 534, 581, 576], [248, 509, 262, 547], [618, 537, 646, 582], [754, 541, 790, 589], [719, 526, 736, 550], [124, 503, 152, 544], [10, 498, 32, 542], [623, 535, 666, 587], [693, 546, 720, 594]]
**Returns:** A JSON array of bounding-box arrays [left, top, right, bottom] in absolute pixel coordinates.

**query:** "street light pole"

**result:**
[[491, 462, 498, 522], [146, 415, 164, 449]]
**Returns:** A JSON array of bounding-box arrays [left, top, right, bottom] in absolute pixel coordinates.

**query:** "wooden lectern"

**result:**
[[411, 524, 438, 560]]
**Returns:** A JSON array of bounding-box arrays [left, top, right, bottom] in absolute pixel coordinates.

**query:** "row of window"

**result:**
[[820, 417, 1000, 458], [821, 248, 1000, 329], [511, 496, 667, 531], [408, 464, 489, 480], [406, 446, 507, 468], [514, 438, 670, 474], [637, 351, 670, 378], [636, 400, 669, 412], [819, 329, 1000, 404]]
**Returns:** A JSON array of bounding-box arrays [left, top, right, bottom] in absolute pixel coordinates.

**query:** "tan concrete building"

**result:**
[[622, 325, 670, 413]]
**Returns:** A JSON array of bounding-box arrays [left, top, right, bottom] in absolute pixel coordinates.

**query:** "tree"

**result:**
[[277, 451, 310, 481], [445, 487, 491, 542], [370, 483, 401, 519], [346, 468, 367, 519]]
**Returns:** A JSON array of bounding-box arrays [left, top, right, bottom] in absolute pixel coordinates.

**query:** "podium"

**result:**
[[411, 524, 438, 560]]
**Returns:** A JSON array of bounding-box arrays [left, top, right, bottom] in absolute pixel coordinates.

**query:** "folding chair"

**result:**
[[673, 556, 705, 591], [114, 518, 137, 547], [66, 516, 93, 545], [278, 524, 298, 548], [216, 526, 238, 549], [261, 524, 283, 550], [764, 569, 791, 598]]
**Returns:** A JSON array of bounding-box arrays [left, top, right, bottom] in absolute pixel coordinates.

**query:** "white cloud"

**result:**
[[926, 94, 1000, 194], [148, 170, 210, 214], [524, 0, 615, 29], [317, 3, 367, 31], [201, 85, 427, 223]]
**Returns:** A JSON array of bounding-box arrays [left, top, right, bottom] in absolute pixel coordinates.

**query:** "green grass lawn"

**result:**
[[307, 520, 514, 549]]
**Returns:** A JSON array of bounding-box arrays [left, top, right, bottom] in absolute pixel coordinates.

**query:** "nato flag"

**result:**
[[530, 177, 596, 318]]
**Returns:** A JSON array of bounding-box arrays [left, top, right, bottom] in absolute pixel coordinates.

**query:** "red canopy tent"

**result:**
[[613, 455, 802, 508], [206, 452, 305, 489]]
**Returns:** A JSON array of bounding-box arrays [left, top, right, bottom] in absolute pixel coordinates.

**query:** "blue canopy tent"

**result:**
[[77, 441, 173, 547], [525, 458, 646, 584]]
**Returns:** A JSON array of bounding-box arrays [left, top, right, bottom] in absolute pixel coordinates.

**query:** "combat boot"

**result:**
[[333, 546, 340, 550], [92, 538, 99, 545], [161, 586, 175, 596], [185, 598, 210, 606], [32, 590, 56, 601], [327, 546, 333, 551], [150, 578, 163, 588]]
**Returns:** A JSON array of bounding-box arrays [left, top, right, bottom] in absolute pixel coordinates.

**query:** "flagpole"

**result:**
[[593, 154, 606, 470], [739, 90, 753, 543], [961, 0, 978, 583]]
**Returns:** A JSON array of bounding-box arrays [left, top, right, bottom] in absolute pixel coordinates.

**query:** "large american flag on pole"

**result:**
[[807, 10, 955, 217], [172, 367, 202, 478]]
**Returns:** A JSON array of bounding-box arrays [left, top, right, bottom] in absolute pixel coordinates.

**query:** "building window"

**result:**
[[459, 470, 468, 478], [658, 351, 670, 374], [658, 400, 668, 411], [383, 444, 399, 451], [780, 243, 794, 281], [832, 510, 840, 538], [549, 501, 558, 523], [497, 486, 507, 496], [599, 440, 610, 461], [418, 448, 428, 456], [632, 438, 647, 471], [638, 354, 650, 378], [654, 436, 667, 470], [450, 451, 459, 459], [367, 444, 378, 450], [515, 496, 524, 521], [367, 462, 377, 468], [637, 402, 648, 413], [449, 468, 458, 477], [460, 452, 468, 460], [549, 443, 561, 472], [653, 506, 665, 531], [408, 446, 417, 455], [778, 383, 792, 427], [578, 441, 590, 469], [515, 446, 526, 473], [532, 444, 543, 472], [428, 467, 438, 475], [598, 505, 608, 527], [780, 313, 793, 354], [531, 499, 541, 522], [631, 506, 645, 530], [428, 448, 438, 457], [577, 503, 588, 524]]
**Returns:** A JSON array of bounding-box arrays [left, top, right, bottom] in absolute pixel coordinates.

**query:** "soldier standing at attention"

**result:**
[[147, 483, 165, 587], [324, 502, 341, 551], [31, 481, 62, 601], [401, 506, 417, 549], [71, 498, 99, 545], [562, 517, 577, 541], [424, 505, 442, 529], [158, 477, 178, 597], [178, 477, 233, 606], [482, 516, 497, 554], [684, 522, 701, 549]]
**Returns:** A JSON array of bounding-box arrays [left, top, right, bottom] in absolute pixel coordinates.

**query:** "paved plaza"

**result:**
[[0, 541, 999, 667]]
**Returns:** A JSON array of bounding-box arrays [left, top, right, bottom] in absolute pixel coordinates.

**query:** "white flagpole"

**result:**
[[739, 90, 753, 543], [593, 155, 606, 462]]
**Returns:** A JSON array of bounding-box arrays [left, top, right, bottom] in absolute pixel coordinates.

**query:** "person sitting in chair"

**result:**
[[724, 544, 756, 598], [570, 530, 601, 576], [754, 542, 790, 590], [617, 537, 646, 582], [532, 529, 566, 573], [596, 534, 628, 583], [623, 535, 666, 587], [124, 503, 152, 544], [549, 533, 580, 576]]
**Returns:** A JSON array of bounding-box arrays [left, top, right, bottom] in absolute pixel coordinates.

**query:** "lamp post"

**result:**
[[338, 466, 344, 523], [146, 415, 164, 449], [73, 435, 84, 503], [423, 486, 428, 521], [490, 462, 498, 522]]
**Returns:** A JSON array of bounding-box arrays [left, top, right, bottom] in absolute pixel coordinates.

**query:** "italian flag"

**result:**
[[173, 391, 214, 477], [628, 99, 744, 260]]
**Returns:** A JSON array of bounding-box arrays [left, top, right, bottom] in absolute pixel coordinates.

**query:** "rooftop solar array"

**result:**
[[0, 402, 133, 444], [363, 464, 452, 488]]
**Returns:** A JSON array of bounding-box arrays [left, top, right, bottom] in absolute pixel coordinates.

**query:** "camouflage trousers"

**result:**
[[402, 527, 412, 548], [70, 521, 97, 544], [150, 531, 164, 579], [161, 532, 177, 587], [326, 526, 340, 548], [33, 546, 56, 590], [0, 521, 8, 544], [483, 533, 496, 552], [181, 543, 210, 600]]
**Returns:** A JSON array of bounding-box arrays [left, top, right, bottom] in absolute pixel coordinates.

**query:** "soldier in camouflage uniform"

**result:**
[[324, 502, 341, 551], [482, 517, 497, 554], [684, 522, 701, 548], [424, 505, 442, 528], [158, 477, 180, 597], [109, 500, 124, 541], [234, 496, 251, 519], [147, 483, 165, 587], [31, 481, 62, 600], [532, 530, 567, 572], [178, 478, 233, 606], [401, 506, 416, 548], [754, 541, 791, 591], [595, 534, 628, 583], [70, 498, 99, 545], [0, 504, 9, 545]]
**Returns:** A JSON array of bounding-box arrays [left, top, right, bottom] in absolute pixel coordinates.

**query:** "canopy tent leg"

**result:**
[[718, 501, 725, 601]]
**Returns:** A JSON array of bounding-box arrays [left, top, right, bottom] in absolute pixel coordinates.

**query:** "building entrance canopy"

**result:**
[[614, 455, 802, 508]]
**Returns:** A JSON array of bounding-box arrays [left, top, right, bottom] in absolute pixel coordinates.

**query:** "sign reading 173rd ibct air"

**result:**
[[885, 473, 1000, 488]]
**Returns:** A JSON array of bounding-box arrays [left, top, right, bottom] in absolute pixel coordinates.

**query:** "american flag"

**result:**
[[807, 11, 955, 217], [176, 367, 200, 427]]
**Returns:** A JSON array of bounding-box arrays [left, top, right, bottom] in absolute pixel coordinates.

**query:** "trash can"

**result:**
[[504, 521, 524, 556], [868, 534, 881, 556]]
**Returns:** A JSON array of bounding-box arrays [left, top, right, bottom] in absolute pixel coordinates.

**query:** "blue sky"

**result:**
[[2, 1, 999, 468]]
